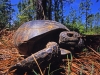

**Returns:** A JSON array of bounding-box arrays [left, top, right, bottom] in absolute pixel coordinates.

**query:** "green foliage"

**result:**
[[83, 31, 95, 35], [47, 63, 63, 75], [12, 20, 20, 30], [17, 0, 35, 24], [97, 46, 100, 53], [66, 53, 73, 75], [32, 70, 39, 75], [65, 22, 85, 34], [18, 15, 30, 24], [79, 0, 93, 32], [0, 0, 14, 30], [83, 25, 100, 35], [16, 0, 75, 24], [65, 20, 100, 35], [1, 0, 99, 35], [32, 63, 63, 75], [64, 0, 100, 35]]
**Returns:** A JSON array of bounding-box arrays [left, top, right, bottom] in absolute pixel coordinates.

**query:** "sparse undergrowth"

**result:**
[[0, 30, 100, 75]]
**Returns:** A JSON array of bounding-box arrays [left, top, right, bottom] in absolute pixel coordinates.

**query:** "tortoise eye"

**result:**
[[67, 33, 73, 37]]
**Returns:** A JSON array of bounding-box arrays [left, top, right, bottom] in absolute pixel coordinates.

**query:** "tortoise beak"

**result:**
[[60, 48, 71, 55]]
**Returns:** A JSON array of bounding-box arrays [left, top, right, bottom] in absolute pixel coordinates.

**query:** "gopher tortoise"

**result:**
[[9, 20, 83, 73]]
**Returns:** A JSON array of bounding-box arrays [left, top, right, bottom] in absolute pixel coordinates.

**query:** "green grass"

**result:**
[[32, 70, 39, 75], [91, 62, 94, 75], [66, 53, 73, 75]]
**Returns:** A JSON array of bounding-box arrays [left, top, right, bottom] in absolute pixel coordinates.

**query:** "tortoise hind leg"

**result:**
[[8, 42, 61, 74]]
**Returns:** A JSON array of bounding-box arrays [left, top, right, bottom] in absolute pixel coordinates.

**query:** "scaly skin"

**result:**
[[8, 42, 61, 73]]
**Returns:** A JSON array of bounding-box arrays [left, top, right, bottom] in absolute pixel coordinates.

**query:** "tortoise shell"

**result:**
[[13, 20, 70, 56]]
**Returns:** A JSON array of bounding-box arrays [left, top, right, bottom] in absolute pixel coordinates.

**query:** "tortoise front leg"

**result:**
[[8, 42, 61, 74]]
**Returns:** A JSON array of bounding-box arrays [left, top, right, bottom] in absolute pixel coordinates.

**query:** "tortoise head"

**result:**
[[59, 31, 84, 46]]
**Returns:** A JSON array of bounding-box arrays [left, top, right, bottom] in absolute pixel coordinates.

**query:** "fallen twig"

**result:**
[[87, 46, 100, 57]]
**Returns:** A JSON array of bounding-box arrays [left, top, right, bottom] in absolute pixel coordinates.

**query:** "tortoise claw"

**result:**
[[8, 63, 22, 73]]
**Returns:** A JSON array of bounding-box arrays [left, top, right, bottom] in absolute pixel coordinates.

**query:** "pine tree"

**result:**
[[0, 0, 14, 30]]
